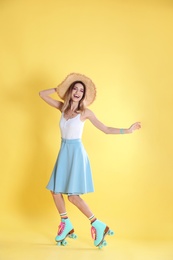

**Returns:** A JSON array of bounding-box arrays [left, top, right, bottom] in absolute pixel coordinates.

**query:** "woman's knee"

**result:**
[[51, 191, 62, 198], [68, 195, 79, 204]]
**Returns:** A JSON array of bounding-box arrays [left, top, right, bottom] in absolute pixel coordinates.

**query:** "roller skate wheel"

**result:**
[[69, 233, 77, 239], [57, 242, 62, 246], [98, 240, 107, 249], [102, 240, 107, 246], [62, 240, 68, 246], [108, 230, 114, 236]]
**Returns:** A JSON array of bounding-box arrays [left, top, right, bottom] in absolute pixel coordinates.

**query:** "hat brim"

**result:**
[[57, 73, 96, 106]]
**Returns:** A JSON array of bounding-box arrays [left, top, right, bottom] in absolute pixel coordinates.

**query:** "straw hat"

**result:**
[[56, 73, 96, 106]]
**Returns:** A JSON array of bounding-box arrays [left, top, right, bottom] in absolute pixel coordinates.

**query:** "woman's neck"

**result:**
[[70, 101, 79, 112]]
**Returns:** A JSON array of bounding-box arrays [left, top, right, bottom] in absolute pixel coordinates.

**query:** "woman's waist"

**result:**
[[61, 138, 82, 144]]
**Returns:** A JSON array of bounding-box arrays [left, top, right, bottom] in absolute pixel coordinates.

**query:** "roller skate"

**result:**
[[91, 219, 114, 249], [55, 218, 77, 246]]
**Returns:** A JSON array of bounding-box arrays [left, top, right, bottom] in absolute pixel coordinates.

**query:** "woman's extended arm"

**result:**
[[85, 109, 141, 134], [39, 88, 63, 110]]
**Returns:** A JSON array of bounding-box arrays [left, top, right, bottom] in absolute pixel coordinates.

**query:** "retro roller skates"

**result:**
[[55, 218, 77, 246], [91, 219, 114, 249]]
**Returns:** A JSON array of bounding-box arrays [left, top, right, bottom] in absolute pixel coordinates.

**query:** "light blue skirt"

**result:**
[[46, 138, 94, 195]]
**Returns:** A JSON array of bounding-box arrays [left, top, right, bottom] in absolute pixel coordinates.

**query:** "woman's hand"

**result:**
[[128, 122, 141, 133]]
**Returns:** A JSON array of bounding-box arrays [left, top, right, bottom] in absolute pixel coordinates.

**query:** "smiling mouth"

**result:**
[[74, 95, 80, 98]]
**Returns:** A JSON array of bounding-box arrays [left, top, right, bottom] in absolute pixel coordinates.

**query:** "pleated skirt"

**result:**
[[46, 138, 94, 195]]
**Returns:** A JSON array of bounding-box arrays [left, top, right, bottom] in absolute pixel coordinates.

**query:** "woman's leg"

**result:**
[[68, 195, 96, 220], [51, 192, 66, 215], [51, 193, 76, 241], [68, 195, 114, 247]]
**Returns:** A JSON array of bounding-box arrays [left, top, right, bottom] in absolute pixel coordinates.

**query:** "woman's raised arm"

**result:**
[[39, 88, 63, 110]]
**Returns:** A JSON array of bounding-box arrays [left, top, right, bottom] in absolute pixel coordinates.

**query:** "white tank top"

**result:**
[[60, 113, 85, 139]]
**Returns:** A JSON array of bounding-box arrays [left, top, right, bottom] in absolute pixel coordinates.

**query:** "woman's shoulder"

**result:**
[[80, 108, 94, 121]]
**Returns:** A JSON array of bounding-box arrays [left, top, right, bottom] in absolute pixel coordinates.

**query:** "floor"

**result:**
[[1, 229, 173, 260]]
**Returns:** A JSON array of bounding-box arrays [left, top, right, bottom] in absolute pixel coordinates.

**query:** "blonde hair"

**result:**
[[61, 81, 86, 113]]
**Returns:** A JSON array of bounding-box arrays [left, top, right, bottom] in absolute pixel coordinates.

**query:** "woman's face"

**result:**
[[71, 83, 85, 102]]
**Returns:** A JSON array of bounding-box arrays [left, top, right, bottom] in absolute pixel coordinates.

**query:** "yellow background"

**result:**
[[1, 0, 173, 259]]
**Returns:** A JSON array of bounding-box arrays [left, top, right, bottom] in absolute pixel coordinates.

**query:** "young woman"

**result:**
[[39, 73, 141, 248]]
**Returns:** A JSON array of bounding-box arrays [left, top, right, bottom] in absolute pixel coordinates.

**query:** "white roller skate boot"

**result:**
[[91, 219, 114, 249], [55, 218, 77, 246]]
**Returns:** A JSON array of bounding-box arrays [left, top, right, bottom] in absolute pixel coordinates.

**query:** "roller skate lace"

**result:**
[[91, 226, 97, 240], [58, 222, 65, 235]]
